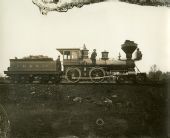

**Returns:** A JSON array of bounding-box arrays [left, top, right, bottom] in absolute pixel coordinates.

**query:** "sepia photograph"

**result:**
[[0, 0, 170, 138]]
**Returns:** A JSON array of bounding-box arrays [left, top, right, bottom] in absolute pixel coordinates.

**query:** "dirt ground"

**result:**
[[0, 83, 169, 138]]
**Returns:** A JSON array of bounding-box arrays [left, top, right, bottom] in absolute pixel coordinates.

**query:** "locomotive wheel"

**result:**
[[66, 67, 81, 83], [89, 68, 105, 83]]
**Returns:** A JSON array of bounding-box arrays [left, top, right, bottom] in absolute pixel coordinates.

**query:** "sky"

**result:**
[[0, 0, 170, 76]]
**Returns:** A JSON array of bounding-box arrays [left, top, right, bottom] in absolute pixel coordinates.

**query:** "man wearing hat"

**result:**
[[56, 55, 61, 72], [91, 49, 97, 65], [135, 48, 142, 60]]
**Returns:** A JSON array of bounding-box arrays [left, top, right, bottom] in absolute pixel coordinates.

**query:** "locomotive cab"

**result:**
[[56, 48, 82, 66]]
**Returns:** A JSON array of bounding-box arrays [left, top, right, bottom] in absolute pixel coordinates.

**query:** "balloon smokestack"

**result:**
[[121, 40, 137, 60]]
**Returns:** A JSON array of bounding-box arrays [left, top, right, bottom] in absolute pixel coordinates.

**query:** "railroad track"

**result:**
[[0, 81, 166, 86]]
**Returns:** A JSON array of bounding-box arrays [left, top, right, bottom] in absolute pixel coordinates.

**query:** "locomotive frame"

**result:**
[[4, 40, 146, 84]]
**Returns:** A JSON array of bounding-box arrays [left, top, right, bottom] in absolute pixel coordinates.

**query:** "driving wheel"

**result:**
[[89, 67, 105, 83], [66, 67, 81, 83]]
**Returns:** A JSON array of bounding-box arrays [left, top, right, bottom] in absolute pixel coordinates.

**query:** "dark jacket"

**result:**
[[91, 51, 97, 60]]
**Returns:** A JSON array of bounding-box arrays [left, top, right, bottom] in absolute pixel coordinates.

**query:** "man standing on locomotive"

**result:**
[[56, 55, 61, 72], [91, 49, 97, 65], [135, 48, 142, 60]]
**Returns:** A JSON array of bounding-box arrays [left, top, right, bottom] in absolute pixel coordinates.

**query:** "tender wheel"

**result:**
[[89, 68, 105, 83], [66, 67, 81, 83]]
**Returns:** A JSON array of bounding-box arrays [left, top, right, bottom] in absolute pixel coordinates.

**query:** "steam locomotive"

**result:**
[[4, 40, 146, 83]]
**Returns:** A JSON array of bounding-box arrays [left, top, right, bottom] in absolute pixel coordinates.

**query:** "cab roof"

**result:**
[[56, 48, 80, 55]]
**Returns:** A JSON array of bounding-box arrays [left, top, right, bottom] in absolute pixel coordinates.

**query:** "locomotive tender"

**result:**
[[4, 40, 146, 83]]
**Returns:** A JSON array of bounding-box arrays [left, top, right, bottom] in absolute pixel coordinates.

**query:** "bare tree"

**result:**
[[148, 64, 162, 81]]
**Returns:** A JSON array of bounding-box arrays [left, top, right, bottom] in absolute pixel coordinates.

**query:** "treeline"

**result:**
[[148, 64, 170, 81]]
